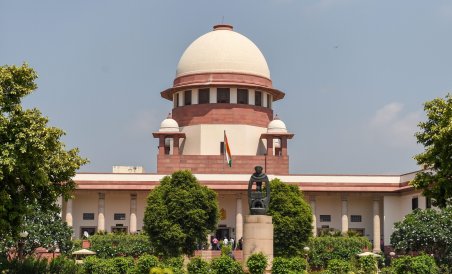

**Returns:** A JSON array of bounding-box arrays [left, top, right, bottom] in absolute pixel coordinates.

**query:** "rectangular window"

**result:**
[[199, 88, 210, 104], [412, 197, 419, 210], [220, 142, 225, 155], [80, 227, 96, 238], [217, 88, 230, 103], [267, 94, 272, 108], [350, 215, 362, 222], [83, 213, 95, 220], [237, 89, 249, 104], [114, 213, 126, 220], [255, 91, 262, 106], [111, 226, 128, 234], [319, 215, 331, 222], [426, 197, 432, 209], [184, 90, 192, 105]]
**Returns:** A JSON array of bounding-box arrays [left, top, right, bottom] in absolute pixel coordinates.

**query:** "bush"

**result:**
[[210, 255, 243, 274], [357, 255, 378, 274], [187, 256, 209, 274], [113, 256, 134, 274], [272, 257, 308, 274], [150, 267, 174, 274], [326, 259, 353, 274], [247, 252, 268, 274], [49, 255, 83, 274], [0, 257, 49, 273], [136, 254, 160, 274], [89, 233, 152, 258], [290, 257, 308, 272], [308, 236, 372, 269], [392, 254, 438, 274], [161, 256, 184, 274]]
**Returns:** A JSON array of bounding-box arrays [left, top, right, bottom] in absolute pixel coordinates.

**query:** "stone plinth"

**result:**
[[243, 215, 273, 270]]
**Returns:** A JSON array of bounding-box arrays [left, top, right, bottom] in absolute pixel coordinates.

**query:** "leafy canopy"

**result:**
[[412, 93, 452, 208], [390, 208, 452, 265], [143, 170, 219, 257], [0, 64, 87, 238], [267, 178, 313, 257]]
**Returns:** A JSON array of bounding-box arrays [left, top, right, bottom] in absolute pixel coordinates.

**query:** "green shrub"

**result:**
[[113, 256, 135, 274], [308, 236, 372, 269], [357, 255, 378, 274], [210, 255, 243, 274], [272, 257, 291, 274], [161, 256, 184, 274], [1, 257, 49, 273], [221, 244, 232, 256], [392, 254, 438, 274], [326, 259, 353, 274], [187, 256, 209, 274], [83, 256, 100, 273], [89, 233, 152, 258], [247, 252, 268, 274], [49, 255, 83, 274], [150, 267, 174, 274], [272, 257, 308, 274], [290, 256, 308, 272], [136, 254, 160, 274]]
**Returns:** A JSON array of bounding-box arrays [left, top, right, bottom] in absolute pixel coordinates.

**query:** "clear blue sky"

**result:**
[[1, 0, 451, 174]]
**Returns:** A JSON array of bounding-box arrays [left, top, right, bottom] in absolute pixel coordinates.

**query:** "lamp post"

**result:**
[[303, 246, 310, 271], [18, 231, 29, 260]]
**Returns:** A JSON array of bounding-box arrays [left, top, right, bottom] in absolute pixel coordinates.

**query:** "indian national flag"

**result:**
[[224, 130, 232, 167]]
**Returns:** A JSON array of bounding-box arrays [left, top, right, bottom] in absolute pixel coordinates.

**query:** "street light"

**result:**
[[303, 246, 310, 271], [18, 231, 29, 260]]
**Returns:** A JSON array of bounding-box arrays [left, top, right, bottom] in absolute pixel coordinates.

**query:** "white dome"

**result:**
[[159, 116, 179, 132], [267, 118, 287, 133], [176, 25, 270, 79]]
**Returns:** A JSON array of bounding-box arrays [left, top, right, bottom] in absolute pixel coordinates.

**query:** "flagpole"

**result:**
[[223, 130, 226, 173]]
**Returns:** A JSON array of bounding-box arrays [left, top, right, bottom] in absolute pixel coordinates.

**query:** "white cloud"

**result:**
[[367, 102, 422, 148]]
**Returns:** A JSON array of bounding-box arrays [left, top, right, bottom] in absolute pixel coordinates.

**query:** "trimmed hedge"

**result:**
[[392, 254, 438, 274], [308, 236, 371, 269], [210, 255, 244, 274], [272, 257, 308, 274], [89, 233, 152, 258], [326, 259, 353, 274]]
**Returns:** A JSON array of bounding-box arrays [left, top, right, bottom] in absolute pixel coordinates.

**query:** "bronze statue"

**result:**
[[248, 166, 270, 215]]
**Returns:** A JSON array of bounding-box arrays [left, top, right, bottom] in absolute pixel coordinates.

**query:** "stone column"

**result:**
[[98, 193, 105, 232], [310, 198, 317, 237], [373, 198, 381, 252], [243, 215, 273, 270], [281, 137, 288, 156], [130, 194, 137, 234], [341, 197, 349, 234], [173, 137, 179, 155], [65, 199, 73, 227], [266, 137, 273, 156], [236, 198, 243, 243], [158, 137, 165, 155]]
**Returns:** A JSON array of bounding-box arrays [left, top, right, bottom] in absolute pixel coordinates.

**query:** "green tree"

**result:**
[[412, 93, 452, 208], [268, 178, 313, 257], [143, 170, 219, 257], [0, 64, 87, 239], [21, 204, 74, 256], [390, 208, 452, 265]]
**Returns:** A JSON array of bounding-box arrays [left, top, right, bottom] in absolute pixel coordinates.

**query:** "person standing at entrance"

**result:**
[[230, 238, 235, 249], [212, 237, 219, 250], [223, 237, 228, 246]]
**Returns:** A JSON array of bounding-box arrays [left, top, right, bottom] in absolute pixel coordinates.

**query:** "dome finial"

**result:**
[[273, 114, 280, 120], [167, 112, 172, 119], [213, 24, 233, 31]]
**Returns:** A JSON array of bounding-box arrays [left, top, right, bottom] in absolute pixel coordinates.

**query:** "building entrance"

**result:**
[[215, 227, 230, 242]]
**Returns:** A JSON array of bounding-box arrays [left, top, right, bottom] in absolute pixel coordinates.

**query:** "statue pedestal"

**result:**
[[243, 215, 273, 271]]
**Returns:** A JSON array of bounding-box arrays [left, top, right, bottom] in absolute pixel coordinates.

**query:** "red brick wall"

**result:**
[[172, 104, 273, 127], [157, 154, 289, 174]]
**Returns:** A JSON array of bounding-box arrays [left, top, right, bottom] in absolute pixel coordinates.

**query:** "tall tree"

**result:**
[[268, 178, 313, 257], [412, 93, 452, 208], [143, 170, 219, 257], [0, 64, 87, 239]]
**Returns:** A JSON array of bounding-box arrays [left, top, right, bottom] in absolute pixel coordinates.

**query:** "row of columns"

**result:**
[[65, 193, 138, 234], [310, 196, 381, 252]]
